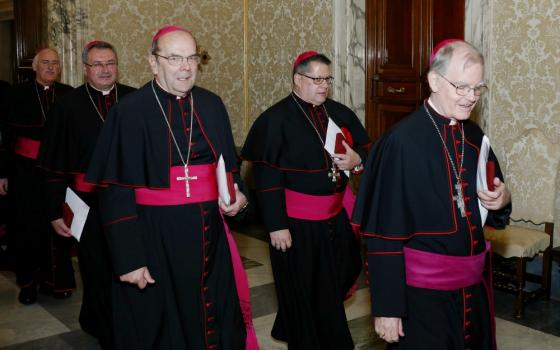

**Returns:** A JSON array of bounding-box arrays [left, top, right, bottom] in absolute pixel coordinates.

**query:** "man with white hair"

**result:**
[[353, 40, 512, 349], [3, 48, 75, 305]]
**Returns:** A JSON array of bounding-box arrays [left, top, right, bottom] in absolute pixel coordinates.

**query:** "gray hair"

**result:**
[[82, 41, 117, 63], [430, 41, 484, 75]]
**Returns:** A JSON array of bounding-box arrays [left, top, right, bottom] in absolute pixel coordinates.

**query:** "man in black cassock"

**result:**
[[38, 40, 135, 349], [85, 26, 257, 350], [352, 40, 512, 349], [3, 48, 75, 304], [242, 52, 370, 349]]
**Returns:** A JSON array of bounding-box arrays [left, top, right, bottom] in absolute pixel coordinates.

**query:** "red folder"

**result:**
[[335, 133, 346, 154], [226, 172, 236, 204], [62, 202, 74, 227], [486, 160, 495, 191]]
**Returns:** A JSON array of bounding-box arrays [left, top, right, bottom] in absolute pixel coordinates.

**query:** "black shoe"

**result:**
[[18, 286, 37, 305], [53, 291, 72, 299]]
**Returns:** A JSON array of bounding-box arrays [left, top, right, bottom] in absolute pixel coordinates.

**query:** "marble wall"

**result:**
[[467, 0, 560, 245]]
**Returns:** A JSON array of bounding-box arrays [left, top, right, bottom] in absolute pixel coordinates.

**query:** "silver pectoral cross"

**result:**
[[177, 165, 198, 197], [453, 183, 467, 218], [328, 164, 340, 182]]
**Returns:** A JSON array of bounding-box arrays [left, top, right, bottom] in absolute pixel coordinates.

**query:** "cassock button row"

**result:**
[[465, 320, 471, 327], [203, 286, 209, 292], [203, 225, 210, 232], [465, 293, 472, 299], [207, 329, 215, 335], [473, 240, 479, 245], [203, 271, 209, 278], [465, 307, 472, 313], [207, 316, 215, 322], [205, 302, 213, 308], [204, 257, 209, 263], [464, 334, 471, 340]]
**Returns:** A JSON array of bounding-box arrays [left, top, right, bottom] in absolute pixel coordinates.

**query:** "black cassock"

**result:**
[[352, 103, 511, 350], [4, 80, 75, 292], [86, 81, 247, 350], [38, 82, 136, 349], [242, 94, 370, 350]]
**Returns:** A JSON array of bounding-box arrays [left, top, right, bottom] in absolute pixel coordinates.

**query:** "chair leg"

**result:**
[[514, 257, 526, 319], [542, 248, 552, 300]]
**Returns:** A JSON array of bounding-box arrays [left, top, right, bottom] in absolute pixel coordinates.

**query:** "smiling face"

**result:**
[[83, 48, 118, 90], [32, 49, 61, 86], [428, 45, 485, 121], [293, 61, 331, 106], [149, 31, 198, 97]]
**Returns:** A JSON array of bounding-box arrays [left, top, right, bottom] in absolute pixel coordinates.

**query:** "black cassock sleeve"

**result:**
[[97, 185, 148, 276], [252, 163, 288, 233], [43, 172, 68, 221], [365, 237, 408, 317]]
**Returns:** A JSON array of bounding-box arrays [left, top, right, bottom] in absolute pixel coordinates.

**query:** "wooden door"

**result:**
[[13, 0, 45, 83], [365, 0, 464, 141]]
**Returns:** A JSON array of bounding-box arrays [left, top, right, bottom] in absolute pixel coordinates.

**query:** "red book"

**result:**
[[226, 172, 236, 205], [62, 202, 74, 227], [334, 133, 346, 154], [486, 160, 495, 191]]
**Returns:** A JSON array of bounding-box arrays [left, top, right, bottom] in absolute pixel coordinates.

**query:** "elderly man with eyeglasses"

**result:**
[[242, 52, 370, 349], [37, 40, 135, 349], [85, 26, 257, 350], [353, 40, 511, 349], [2, 48, 75, 306]]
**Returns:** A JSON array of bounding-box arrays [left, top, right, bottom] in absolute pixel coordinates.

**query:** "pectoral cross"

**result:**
[[328, 164, 340, 182], [177, 164, 198, 197], [454, 183, 467, 218]]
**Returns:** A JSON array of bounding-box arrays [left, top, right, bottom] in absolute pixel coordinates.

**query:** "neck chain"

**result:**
[[424, 101, 467, 218], [151, 80, 197, 197], [291, 93, 340, 182], [85, 83, 118, 122], [35, 82, 54, 121]]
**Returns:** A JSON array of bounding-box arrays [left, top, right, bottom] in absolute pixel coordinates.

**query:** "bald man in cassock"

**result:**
[[352, 40, 512, 349], [85, 26, 258, 350], [3, 48, 75, 305], [38, 40, 135, 349]]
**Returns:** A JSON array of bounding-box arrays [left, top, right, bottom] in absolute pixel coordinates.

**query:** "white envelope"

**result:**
[[324, 118, 350, 177], [216, 154, 233, 206], [65, 187, 90, 242], [476, 135, 491, 226]]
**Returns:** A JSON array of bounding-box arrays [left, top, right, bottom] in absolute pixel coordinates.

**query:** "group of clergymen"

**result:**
[[0, 25, 511, 350]]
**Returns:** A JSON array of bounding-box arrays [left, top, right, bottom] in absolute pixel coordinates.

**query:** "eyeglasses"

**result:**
[[153, 53, 201, 66], [84, 61, 117, 70], [298, 73, 334, 85], [39, 60, 60, 66], [438, 74, 487, 96]]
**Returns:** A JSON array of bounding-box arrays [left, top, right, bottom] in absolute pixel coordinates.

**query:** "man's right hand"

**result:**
[[120, 266, 155, 289], [375, 317, 404, 343], [51, 218, 72, 238], [270, 229, 292, 252], [0, 178, 7, 195]]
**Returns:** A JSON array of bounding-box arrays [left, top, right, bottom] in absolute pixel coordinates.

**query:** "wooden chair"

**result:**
[[484, 129, 559, 318]]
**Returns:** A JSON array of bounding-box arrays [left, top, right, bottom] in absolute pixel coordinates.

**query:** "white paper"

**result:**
[[476, 135, 491, 226], [65, 187, 90, 242], [324, 118, 350, 177], [216, 154, 232, 206]]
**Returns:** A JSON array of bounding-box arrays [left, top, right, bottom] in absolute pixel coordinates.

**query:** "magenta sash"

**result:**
[[14, 137, 40, 160], [135, 165, 218, 205], [73, 173, 96, 193], [404, 241, 490, 290], [285, 189, 344, 220], [404, 241, 496, 349], [134, 165, 259, 349]]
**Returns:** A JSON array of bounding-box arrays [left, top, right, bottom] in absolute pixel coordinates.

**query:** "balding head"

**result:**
[[32, 48, 61, 86], [429, 40, 484, 76]]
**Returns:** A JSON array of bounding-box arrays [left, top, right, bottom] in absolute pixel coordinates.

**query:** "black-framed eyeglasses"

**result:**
[[438, 74, 487, 96], [298, 73, 334, 85], [84, 61, 117, 70], [153, 53, 201, 66]]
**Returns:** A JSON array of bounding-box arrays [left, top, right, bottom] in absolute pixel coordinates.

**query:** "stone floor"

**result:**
[[0, 222, 559, 349]]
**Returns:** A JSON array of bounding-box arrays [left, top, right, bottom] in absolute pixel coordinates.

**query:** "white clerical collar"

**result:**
[[292, 90, 321, 107], [154, 79, 188, 99], [88, 83, 115, 96], [37, 81, 51, 90], [427, 98, 457, 125]]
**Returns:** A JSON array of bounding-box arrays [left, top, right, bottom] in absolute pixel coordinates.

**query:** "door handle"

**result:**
[[387, 86, 406, 94]]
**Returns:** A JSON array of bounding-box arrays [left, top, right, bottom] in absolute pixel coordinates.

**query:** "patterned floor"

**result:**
[[0, 224, 559, 349]]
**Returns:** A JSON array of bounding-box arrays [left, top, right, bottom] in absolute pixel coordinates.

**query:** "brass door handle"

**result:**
[[387, 86, 406, 94]]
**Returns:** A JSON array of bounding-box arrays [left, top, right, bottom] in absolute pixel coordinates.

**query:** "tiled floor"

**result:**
[[1, 223, 559, 349]]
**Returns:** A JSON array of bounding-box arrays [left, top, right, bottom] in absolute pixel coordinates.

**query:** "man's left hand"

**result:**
[[478, 177, 511, 210], [333, 140, 361, 171], [219, 183, 248, 217]]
